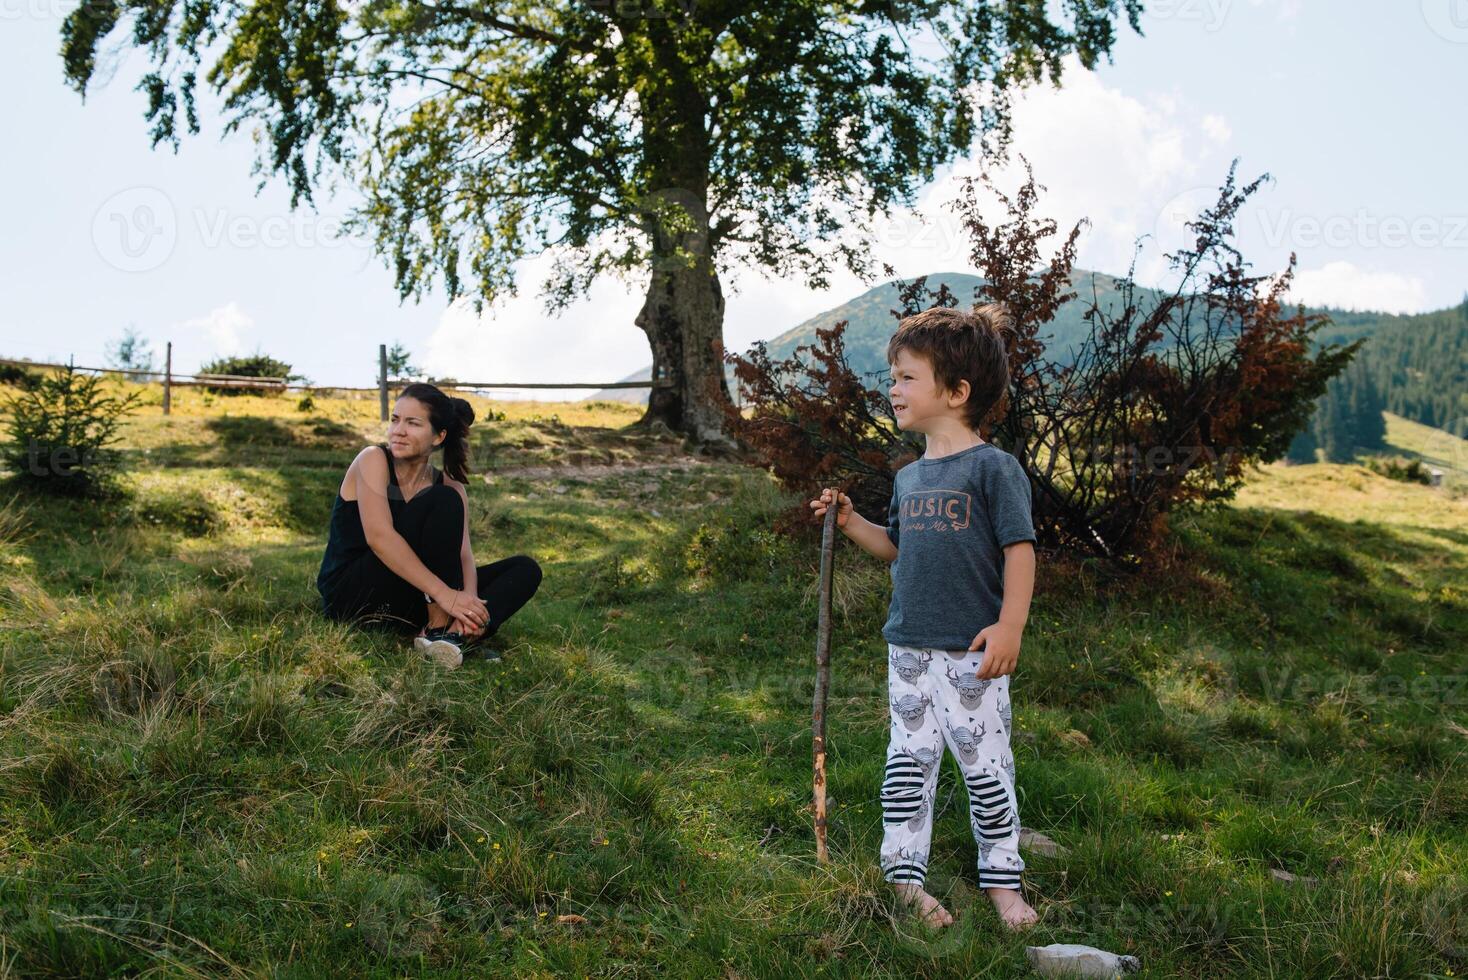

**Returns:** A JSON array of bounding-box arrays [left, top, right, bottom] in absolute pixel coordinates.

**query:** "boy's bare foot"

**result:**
[[985, 886, 1039, 930], [891, 882, 955, 929]]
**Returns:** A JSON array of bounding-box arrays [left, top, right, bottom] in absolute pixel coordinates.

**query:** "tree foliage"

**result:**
[[60, 0, 1146, 437]]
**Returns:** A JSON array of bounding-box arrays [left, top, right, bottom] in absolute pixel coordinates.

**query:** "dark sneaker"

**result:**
[[414, 627, 463, 669]]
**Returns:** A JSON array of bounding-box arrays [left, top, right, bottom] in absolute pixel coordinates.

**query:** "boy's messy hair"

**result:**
[[886, 303, 1014, 431]]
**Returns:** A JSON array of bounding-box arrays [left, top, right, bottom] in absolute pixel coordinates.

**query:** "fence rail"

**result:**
[[2, 349, 669, 420]]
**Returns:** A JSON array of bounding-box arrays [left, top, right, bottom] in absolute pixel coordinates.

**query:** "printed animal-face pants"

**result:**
[[880, 642, 1024, 891]]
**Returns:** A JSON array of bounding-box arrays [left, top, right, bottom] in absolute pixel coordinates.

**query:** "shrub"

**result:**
[[726, 157, 1357, 562], [724, 321, 920, 520], [197, 351, 301, 396], [0, 362, 42, 391], [1, 363, 142, 497], [1363, 455, 1432, 484]]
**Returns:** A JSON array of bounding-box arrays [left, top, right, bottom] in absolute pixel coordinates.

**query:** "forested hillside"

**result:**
[[1295, 299, 1468, 461]]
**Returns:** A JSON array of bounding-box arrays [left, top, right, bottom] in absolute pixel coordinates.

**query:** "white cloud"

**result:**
[[1202, 114, 1232, 144], [1282, 261, 1429, 314], [178, 301, 252, 357]]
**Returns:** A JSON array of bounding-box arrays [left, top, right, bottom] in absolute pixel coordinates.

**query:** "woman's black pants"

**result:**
[[323, 484, 542, 637]]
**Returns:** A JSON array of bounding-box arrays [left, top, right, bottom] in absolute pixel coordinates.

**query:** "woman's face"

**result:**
[[387, 396, 444, 459]]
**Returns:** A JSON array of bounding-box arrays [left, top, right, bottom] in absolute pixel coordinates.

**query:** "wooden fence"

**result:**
[[0, 342, 670, 420]]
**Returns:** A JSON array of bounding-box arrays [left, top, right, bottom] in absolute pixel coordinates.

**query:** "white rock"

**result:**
[[1019, 828, 1068, 858], [1269, 868, 1320, 887], [1026, 943, 1141, 978]]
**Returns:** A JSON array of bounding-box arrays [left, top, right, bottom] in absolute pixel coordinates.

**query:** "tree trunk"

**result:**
[[635, 248, 734, 446], [633, 25, 734, 448]]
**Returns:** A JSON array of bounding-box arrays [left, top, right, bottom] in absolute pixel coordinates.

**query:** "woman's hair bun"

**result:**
[[451, 396, 475, 430]]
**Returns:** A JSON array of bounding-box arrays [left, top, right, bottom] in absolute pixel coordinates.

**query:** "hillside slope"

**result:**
[[1, 382, 1464, 975]]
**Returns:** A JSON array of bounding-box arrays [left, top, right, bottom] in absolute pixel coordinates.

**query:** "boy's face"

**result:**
[[888, 347, 970, 432]]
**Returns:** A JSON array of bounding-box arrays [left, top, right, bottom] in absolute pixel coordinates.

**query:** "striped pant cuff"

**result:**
[[978, 869, 1023, 890], [883, 865, 927, 886]]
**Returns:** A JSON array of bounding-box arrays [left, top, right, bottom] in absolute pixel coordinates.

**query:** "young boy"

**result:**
[[810, 304, 1039, 932]]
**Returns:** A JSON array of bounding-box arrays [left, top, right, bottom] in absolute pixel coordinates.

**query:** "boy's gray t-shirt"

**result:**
[[881, 442, 1036, 651]]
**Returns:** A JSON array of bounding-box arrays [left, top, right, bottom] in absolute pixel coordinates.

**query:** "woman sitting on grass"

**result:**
[[315, 383, 542, 668]]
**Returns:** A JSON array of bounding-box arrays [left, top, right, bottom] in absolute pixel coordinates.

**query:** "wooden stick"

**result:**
[[812, 501, 838, 863]]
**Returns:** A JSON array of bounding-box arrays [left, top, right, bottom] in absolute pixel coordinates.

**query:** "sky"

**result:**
[[2, 0, 1464, 395]]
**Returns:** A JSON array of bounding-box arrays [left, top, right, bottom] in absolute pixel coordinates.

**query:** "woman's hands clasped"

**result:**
[[444, 588, 489, 637]]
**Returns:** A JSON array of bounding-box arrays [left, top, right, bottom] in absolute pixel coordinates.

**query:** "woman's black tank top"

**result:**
[[316, 445, 442, 603]]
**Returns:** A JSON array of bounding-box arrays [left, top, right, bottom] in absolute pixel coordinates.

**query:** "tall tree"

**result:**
[[1285, 422, 1318, 464], [1346, 357, 1386, 452], [61, 0, 1143, 442]]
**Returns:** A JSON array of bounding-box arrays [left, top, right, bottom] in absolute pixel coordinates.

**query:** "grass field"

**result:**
[[1, 384, 1465, 977]]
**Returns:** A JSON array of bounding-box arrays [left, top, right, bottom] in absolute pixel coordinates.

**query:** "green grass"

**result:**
[[1, 386, 1466, 977], [1382, 410, 1468, 484]]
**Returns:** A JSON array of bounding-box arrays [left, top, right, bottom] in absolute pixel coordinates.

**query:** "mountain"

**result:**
[[593, 267, 1161, 402], [595, 272, 1468, 443]]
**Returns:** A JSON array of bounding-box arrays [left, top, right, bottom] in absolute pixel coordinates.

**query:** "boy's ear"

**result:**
[[946, 379, 971, 408]]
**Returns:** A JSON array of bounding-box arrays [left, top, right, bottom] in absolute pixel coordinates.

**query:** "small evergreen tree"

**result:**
[[105, 324, 155, 382], [2, 363, 142, 497], [383, 342, 420, 381]]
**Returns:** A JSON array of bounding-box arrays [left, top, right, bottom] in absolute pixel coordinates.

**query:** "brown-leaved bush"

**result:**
[[724, 157, 1358, 562]]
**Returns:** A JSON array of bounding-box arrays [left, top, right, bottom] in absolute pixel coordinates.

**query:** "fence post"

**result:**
[[378, 343, 389, 422], [163, 341, 172, 416]]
